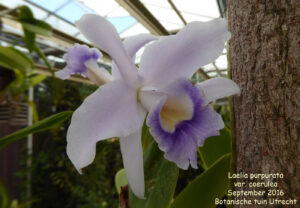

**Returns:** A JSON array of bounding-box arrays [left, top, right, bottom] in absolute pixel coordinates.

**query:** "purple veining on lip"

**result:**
[[147, 79, 224, 169], [56, 44, 102, 79]]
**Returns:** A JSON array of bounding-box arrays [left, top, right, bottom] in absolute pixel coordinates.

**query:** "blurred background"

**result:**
[[0, 0, 230, 207]]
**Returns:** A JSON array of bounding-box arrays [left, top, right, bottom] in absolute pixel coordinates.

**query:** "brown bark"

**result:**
[[228, 0, 300, 207]]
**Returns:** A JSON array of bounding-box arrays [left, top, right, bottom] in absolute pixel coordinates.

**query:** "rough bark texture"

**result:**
[[228, 0, 300, 207]]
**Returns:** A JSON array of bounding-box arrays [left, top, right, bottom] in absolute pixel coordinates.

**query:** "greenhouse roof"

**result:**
[[1, 0, 228, 79]]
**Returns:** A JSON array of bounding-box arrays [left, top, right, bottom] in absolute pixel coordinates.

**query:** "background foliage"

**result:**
[[16, 79, 123, 208]]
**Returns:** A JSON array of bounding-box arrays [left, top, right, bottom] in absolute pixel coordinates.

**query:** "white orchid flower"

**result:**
[[55, 14, 240, 199]]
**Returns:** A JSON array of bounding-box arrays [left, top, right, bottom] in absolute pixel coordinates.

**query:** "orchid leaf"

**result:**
[[141, 117, 152, 152], [115, 169, 128, 194], [18, 5, 53, 74], [18, 5, 34, 20], [198, 127, 231, 169], [18, 5, 36, 52], [6, 72, 46, 97], [20, 20, 52, 37], [28, 74, 47, 87], [0, 46, 33, 72], [170, 154, 231, 208], [129, 140, 178, 208], [18, 5, 52, 37], [0, 111, 72, 150], [23, 28, 36, 52], [33, 45, 53, 74], [0, 180, 9, 208]]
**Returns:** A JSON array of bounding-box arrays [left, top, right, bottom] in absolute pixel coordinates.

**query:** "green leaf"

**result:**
[[0, 180, 10, 208], [141, 115, 152, 152], [18, 5, 34, 20], [0, 46, 33, 72], [5, 68, 26, 96], [33, 45, 54, 76], [199, 127, 231, 169], [23, 28, 36, 52], [0, 111, 72, 150], [5, 71, 46, 97], [28, 74, 47, 87], [115, 169, 128, 194], [21, 20, 52, 37], [170, 154, 231, 208], [17, 5, 53, 74], [18, 5, 52, 37], [130, 141, 179, 208]]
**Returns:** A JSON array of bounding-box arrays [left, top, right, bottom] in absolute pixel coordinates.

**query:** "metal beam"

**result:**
[[167, 0, 187, 25], [34, 64, 94, 85], [197, 68, 210, 80], [212, 61, 222, 77], [115, 0, 169, 36]]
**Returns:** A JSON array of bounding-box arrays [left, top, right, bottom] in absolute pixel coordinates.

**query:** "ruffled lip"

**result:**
[[147, 78, 224, 169]]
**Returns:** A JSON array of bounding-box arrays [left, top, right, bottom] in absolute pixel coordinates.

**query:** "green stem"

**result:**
[[198, 148, 208, 170]]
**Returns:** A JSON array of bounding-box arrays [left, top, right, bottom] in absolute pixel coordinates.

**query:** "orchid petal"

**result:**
[[55, 67, 71, 79], [66, 80, 146, 173], [139, 18, 231, 88], [76, 14, 139, 85], [120, 129, 145, 199], [147, 78, 224, 169], [124, 34, 158, 58], [112, 34, 157, 80], [84, 60, 112, 85], [197, 77, 240, 103], [55, 44, 101, 79], [139, 89, 166, 112]]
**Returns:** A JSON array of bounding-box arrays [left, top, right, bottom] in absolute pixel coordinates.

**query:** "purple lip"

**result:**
[[147, 78, 224, 169]]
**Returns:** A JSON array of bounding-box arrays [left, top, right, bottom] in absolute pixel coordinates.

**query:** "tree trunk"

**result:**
[[228, 0, 300, 207]]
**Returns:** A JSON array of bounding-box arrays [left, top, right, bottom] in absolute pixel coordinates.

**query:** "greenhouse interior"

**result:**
[[0, 0, 299, 208]]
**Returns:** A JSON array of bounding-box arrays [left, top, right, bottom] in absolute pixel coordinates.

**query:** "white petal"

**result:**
[[123, 34, 158, 58], [139, 89, 166, 112], [197, 77, 240, 103], [120, 129, 145, 199], [139, 18, 231, 88], [67, 80, 146, 173], [76, 14, 139, 85], [85, 60, 112, 85], [55, 67, 71, 80], [112, 34, 157, 80]]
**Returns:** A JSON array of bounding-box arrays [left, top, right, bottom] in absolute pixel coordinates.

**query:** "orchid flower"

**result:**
[[56, 14, 240, 199]]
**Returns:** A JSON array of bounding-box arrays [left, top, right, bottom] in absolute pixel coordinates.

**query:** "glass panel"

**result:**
[[56, 1, 90, 23], [120, 23, 149, 38], [215, 55, 227, 69], [1, 0, 24, 8], [172, 0, 220, 20], [46, 15, 78, 35], [107, 16, 137, 33], [29, 0, 69, 12], [106, 6, 132, 17], [181, 12, 214, 23], [80, 0, 119, 16], [142, 4, 184, 30]]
